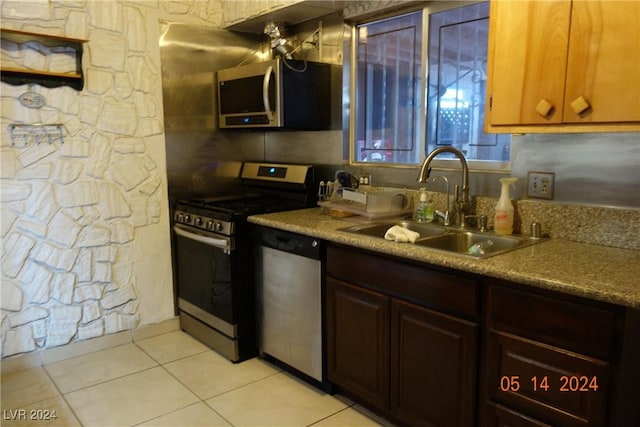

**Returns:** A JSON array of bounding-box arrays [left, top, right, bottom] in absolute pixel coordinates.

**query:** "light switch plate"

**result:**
[[527, 171, 555, 200]]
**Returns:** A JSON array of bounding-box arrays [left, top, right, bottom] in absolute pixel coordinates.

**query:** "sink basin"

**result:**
[[339, 220, 447, 241], [339, 220, 544, 258], [415, 232, 534, 258]]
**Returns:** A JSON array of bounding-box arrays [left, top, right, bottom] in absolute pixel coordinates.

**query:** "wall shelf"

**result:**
[[8, 123, 65, 147], [0, 28, 87, 90]]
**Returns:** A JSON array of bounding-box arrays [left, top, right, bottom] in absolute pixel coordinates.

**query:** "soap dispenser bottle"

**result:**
[[414, 188, 434, 222], [494, 177, 517, 235]]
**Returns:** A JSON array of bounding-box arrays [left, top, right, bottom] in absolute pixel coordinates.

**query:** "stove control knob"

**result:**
[[184, 214, 191, 224], [176, 214, 184, 223], [206, 220, 214, 230], [214, 222, 223, 232], [195, 217, 202, 226]]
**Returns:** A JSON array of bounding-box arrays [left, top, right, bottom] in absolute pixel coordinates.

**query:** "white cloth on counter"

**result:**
[[384, 225, 420, 243]]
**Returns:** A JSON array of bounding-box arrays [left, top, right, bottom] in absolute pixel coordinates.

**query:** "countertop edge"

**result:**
[[248, 208, 640, 309]]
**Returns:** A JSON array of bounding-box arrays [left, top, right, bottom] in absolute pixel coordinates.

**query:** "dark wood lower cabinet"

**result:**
[[324, 244, 638, 427], [326, 277, 390, 411], [485, 402, 553, 427], [391, 299, 478, 427], [479, 283, 636, 427], [326, 244, 479, 426], [483, 331, 609, 427]]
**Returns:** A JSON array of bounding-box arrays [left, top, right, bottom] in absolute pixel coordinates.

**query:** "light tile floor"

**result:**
[[1, 330, 392, 427]]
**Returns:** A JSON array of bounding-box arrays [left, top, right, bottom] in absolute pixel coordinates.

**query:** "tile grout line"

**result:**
[[155, 349, 283, 398], [132, 340, 210, 366], [130, 336, 225, 423], [305, 406, 354, 426], [144, 345, 296, 427], [129, 337, 243, 426], [42, 343, 161, 395], [40, 343, 164, 425], [135, 349, 243, 427], [200, 400, 236, 427], [8, 329, 383, 427], [51, 362, 191, 427], [40, 364, 85, 427]]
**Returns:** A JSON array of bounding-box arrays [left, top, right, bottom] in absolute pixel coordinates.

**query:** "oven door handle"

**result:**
[[173, 225, 232, 252]]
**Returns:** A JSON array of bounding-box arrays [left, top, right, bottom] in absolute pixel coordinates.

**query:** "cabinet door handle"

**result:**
[[535, 99, 554, 118], [570, 96, 591, 115]]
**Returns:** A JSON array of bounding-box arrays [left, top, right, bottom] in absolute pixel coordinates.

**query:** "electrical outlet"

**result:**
[[358, 175, 372, 186], [527, 171, 555, 200]]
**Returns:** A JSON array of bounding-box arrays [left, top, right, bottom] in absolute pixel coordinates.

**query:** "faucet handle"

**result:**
[[478, 215, 488, 232], [462, 214, 488, 231]]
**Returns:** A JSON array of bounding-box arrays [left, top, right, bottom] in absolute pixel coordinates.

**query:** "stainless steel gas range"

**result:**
[[172, 162, 315, 362]]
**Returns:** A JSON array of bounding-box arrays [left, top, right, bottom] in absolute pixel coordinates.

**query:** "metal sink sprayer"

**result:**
[[431, 175, 451, 226], [417, 147, 471, 228]]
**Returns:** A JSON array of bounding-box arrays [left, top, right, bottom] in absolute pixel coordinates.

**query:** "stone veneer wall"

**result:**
[[0, 0, 229, 359]]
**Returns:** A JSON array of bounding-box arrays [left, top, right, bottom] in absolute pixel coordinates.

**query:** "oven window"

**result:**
[[175, 234, 233, 324]]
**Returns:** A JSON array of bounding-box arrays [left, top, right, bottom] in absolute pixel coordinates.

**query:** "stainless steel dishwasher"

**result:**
[[255, 226, 324, 385]]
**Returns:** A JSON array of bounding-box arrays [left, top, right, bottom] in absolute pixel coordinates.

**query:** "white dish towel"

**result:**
[[384, 225, 420, 243]]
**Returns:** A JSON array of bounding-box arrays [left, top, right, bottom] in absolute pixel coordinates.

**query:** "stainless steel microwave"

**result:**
[[217, 58, 331, 130]]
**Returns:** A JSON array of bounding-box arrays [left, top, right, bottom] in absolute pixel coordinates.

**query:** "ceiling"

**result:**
[[224, 1, 350, 33]]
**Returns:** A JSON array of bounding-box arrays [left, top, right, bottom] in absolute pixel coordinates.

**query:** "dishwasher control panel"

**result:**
[[255, 226, 321, 259]]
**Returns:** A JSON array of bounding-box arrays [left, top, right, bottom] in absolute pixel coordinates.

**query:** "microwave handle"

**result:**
[[263, 65, 274, 121]]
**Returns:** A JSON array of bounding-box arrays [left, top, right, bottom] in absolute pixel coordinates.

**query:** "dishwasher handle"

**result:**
[[257, 227, 321, 259]]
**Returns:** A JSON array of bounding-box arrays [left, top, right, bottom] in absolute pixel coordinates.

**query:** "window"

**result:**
[[351, 10, 424, 164], [426, 2, 510, 169], [348, 2, 510, 170]]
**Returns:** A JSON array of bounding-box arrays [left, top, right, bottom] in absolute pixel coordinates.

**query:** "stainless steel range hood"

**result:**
[[159, 22, 266, 201]]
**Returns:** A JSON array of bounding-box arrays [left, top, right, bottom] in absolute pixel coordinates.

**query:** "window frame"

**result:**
[[345, 1, 511, 173]]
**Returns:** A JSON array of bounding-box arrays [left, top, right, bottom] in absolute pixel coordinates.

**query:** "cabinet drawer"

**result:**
[[327, 244, 479, 317], [489, 285, 616, 359], [486, 331, 609, 427], [484, 402, 552, 427]]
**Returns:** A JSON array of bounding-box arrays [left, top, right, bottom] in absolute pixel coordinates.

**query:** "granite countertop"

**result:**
[[248, 208, 640, 309]]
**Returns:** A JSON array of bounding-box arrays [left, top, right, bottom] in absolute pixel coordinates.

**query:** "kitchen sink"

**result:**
[[339, 220, 545, 258], [339, 220, 448, 241], [415, 231, 536, 258]]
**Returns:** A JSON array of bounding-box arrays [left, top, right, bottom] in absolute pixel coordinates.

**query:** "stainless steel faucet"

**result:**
[[417, 147, 471, 227], [431, 175, 451, 226]]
